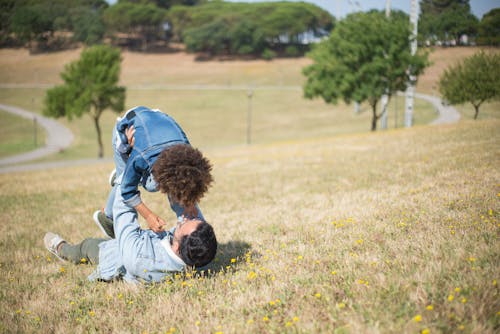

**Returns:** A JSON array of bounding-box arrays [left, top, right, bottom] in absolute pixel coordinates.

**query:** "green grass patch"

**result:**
[[0, 108, 46, 158]]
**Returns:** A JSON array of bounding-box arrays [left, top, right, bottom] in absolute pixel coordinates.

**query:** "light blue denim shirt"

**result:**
[[116, 106, 190, 208], [88, 184, 186, 283]]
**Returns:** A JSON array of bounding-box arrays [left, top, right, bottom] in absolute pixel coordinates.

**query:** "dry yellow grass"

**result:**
[[0, 118, 498, 333]]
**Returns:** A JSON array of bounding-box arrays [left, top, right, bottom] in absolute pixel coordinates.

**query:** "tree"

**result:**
[[439, 51, 500, 119], [303, 10, 428, 131], [43, 45, 126, 158], [477, 8, 500, 46], [103, 1, 167, 50], [419, 0, 478, 44], [173, 1, 333, 58]]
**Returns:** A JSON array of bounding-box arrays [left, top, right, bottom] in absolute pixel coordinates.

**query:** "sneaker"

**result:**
[[93, 209, 115, 239], [108, 169, 116, 187], [44, 232, 66, 262]]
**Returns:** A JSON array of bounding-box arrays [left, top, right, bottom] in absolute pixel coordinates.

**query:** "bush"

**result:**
[[261, 48, 276, 60]]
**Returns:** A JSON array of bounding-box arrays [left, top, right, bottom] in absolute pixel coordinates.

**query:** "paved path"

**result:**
[[0, 92, 460, 174], [0, 103, 74, 166], [415, 93, 461, 125]]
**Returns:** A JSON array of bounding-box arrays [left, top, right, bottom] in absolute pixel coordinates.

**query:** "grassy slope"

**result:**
[[0, 117, 498, 333], [0, 47, 445, 160]]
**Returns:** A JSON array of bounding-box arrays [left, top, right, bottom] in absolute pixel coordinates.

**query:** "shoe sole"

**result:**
[[93, 210, 113, 239]]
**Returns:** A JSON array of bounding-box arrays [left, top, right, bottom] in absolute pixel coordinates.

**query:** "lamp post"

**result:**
[[246, 89, 253, 145]]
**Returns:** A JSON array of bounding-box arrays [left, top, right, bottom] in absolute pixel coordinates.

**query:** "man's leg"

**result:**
[[59, 238, 107, 265]]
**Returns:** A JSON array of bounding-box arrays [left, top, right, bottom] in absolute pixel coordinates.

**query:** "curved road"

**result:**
[[0, 103, 74, 166], [0, 93, 459, 173]]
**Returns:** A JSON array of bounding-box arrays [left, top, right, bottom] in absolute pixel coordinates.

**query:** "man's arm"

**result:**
[[135, 202, 166, 232]]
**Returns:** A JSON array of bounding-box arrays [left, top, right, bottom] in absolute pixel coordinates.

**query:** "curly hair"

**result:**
[[151, 144, 213, 208], [179, 221, 217, 267]]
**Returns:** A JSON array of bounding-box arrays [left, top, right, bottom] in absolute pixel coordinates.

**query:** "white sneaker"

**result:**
[[108, 169, 116, 187], [44, 232, 66, 262]]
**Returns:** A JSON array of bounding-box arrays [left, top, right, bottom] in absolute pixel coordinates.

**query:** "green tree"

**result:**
[[477, 8, 500, 46], [43, 45, 126, 158], [303, 11, 428, 131], [172, 1, 333, 58], [439, 51, 500, 120], [419, 0, 478, 44], [103, 1, 167, 50]]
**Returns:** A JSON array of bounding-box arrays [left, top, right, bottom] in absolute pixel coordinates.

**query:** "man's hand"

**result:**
[[147, 214, 166, 233], [125, 125, 135, 148]]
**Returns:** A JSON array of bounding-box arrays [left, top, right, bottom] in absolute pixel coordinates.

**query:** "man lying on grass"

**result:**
[[43, 184, 217, 284]]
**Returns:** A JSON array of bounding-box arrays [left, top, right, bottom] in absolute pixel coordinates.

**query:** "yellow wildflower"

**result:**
[[230, 258, 236, 263], [263, 316, 269, 322], [421, 329, 430, 334], [426, 305, 433, 311], [314, 293, 321, 298], [292, 316, 299, 322], [448, 294, 454, 302], [461, 297, 467, 304], [413, 314, 422, 322]]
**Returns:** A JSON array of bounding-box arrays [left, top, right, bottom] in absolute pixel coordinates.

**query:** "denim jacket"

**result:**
[[88, 185, 186, 283], [116, 106, 190, 208]]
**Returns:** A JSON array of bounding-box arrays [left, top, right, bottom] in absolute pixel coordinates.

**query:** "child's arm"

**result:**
[[135, 202, 166, 232]]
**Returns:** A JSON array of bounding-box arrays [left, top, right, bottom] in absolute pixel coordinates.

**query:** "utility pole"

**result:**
[[405, 0, 419, 127], [380, 0, 391, 129], [246, 89, 253, 144]]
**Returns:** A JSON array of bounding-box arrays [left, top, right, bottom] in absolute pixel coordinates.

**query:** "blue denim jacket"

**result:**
[[116, 106, 190, 208], [88, 184, 186, 283]]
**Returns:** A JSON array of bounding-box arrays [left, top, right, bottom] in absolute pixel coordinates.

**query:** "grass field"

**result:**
[[0, 46, 459, 160], [0, 46, 499, 333], [0, 117, 498, 333]]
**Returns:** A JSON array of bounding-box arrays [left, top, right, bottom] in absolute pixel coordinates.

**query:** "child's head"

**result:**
[[152, 144, 213, 208], [171, 218, 217, 267]]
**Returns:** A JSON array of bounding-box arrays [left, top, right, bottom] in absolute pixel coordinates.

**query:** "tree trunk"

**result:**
[[474, 105, 480, 120], [93, 114, 104, 158], [371, 103, 378, 131]]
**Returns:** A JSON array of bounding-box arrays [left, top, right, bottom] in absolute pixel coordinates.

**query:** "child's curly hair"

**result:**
[[152, 144, 213, 207]]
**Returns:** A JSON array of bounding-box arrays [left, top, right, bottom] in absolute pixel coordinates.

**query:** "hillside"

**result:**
[[0, 116, 498, 333]]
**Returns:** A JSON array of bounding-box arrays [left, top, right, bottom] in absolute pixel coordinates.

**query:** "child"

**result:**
[[44, 184, 217, 283], [94, 106, 213, 237]]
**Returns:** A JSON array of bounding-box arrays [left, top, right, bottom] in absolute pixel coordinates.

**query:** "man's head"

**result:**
[[171, 218, 217, 267], [152, 144, 213, 208]]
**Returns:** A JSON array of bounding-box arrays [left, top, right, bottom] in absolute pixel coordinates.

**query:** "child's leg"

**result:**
[[59, 238, 107, 265], [104, 127, 128, 220]]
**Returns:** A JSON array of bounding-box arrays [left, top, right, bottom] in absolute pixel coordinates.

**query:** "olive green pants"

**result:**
[[59, 238, 107, 265]]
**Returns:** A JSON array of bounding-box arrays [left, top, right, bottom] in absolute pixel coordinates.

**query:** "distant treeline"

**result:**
[[1, 0, 497, 56], [0, 0, 334, 58]]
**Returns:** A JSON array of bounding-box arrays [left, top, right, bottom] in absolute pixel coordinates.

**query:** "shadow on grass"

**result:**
[[199, 240, 254, 274]]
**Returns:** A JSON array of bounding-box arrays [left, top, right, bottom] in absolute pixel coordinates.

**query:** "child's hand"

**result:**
[[147, 214, 166, 233], [125, 125, 135, 147]]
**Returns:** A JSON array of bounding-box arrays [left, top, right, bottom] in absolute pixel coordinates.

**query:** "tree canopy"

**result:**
[[172, 1, 334, 58], [303, 10, 428, 131], [439, 51, 500, 119], [43, 45, 126, 158], [477, 8, 500, 46], [419, 0, 478, 45]]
